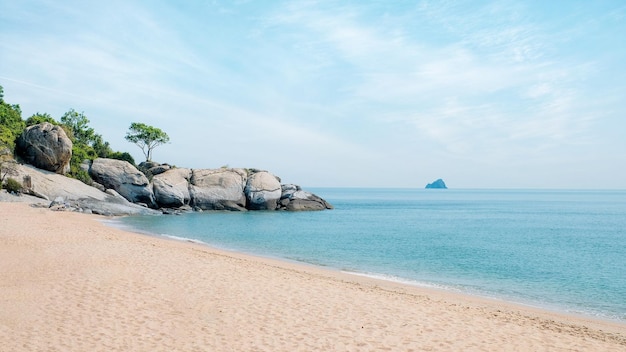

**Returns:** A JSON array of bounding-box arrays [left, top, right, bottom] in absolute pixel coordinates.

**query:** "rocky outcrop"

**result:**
[[151, 167, 331, 212], [278, 184, 334, 211], [6, 146, 333, 213], [16, 122, 72, 174], [0, 162, 158, 216], [189, 168, 248, 211], [245, 171, 282, 210], [425, 179, 447, 189], [89, 158, 156, 208], [152, 168, 191, 208]]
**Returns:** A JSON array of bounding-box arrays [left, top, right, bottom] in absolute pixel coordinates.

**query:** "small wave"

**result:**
[[341, 271, 461, 292], [161, 234, 208, 245]]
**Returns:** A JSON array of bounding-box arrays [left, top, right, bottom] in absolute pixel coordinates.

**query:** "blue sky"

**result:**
[[1, 0, 625, 188]]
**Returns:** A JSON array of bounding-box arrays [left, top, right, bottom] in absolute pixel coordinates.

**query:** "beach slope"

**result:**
[[1, 203, 624, 351]]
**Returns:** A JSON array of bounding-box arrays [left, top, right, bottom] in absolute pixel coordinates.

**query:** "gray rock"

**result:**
[[0, 162, 161, 216], [139, 161, 160, 170], [89, 158, 156, 207], [79, 159, 91, 173], [149, 164, 171, 176], [105, 188, 127, 201], [91, 182, 106, 192], [280, 184, 301, 200], [279, 184, 333, 211], [50, 196, 66, 207], [72, 197, 161, 216], [189, 168, 247, 211], [16, 122, 73, 174], [245, 171, 282, 210], [3, 163, 108, 201], [152, 168, 191, 208]]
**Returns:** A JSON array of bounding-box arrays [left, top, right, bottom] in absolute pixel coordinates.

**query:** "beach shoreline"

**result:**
[[1, 202, 625, 351]]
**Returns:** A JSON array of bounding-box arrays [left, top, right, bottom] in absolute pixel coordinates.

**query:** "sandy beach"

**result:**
[[1, 202, 624, 351]]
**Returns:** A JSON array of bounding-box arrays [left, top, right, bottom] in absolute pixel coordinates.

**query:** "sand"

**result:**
[[1, 202, 624, 351]]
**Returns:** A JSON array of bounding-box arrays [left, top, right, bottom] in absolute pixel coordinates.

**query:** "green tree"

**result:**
[[91, 134, 112, 158], [60, 109, 96, 146], [0, 85, 25, 154], [125, 122, 170, 162], [25, 112, 57, 126], [58, 109, 100, 181], [108, 151, 136, 165]]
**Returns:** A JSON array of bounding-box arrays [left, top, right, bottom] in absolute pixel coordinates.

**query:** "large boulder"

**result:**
[[244, 171, 282, 210], [279, 184, 334, 211], [16, 122, 72, 174], [89, 158, 156, 208], [152, 168, 191, 208], [189, 168, 247, 211]]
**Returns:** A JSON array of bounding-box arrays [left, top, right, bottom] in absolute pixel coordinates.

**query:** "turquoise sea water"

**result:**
[[114, 189, 626, 322]]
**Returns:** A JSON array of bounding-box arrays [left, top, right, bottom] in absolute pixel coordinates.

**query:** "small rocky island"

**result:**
[[1, 122, 333, 216], [425, 179, 448, 189]]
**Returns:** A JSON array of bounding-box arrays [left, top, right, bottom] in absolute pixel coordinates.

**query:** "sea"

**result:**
[[112, 188, 626, 322]]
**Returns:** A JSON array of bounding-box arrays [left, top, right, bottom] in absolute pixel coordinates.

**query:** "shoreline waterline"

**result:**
[[108, 215, 625, 326]]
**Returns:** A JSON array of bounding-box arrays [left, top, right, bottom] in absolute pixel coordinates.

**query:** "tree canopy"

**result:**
[[125, 122, 170, 162], [0, 85, 25, 154]]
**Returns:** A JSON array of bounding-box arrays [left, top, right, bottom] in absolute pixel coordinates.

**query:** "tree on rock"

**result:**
[[125, 122, 170, 162]]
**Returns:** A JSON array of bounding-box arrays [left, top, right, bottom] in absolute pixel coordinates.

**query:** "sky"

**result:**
[[1, 0, 625, 188]]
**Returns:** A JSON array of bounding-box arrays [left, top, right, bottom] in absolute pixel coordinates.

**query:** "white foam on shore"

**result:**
[[341, 270, 462, 292], [161, 234, 208, 245]]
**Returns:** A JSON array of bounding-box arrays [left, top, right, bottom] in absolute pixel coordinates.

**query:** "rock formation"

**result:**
[[149, 166, 332, 212], [245, 171, 282, 210], [189, 168, 248, 211], [425, 179, 447, 189], [152, 168, 191, 208], [16, 122, 72, 174], [139, 161, 171, 177], [89, 158, 157, 208], [0, 162, 158, 216], [278, 184, 334, 211]]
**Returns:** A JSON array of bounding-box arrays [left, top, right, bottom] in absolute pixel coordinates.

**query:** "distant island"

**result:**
[[425, 179, 447, 189]]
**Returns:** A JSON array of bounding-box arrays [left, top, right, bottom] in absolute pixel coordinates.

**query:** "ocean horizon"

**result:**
[[113, 188, 626, 323]]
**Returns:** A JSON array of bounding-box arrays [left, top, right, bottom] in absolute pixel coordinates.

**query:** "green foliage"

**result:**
[[3, 177, 22, 193], [60, 109, 96, 146], [67, 143, 96, 181], [108, 151, 136, 165], [0, 85, 24, 153], [25, 112, 57, 126], [58, 109, 107, 182], [125, 122, 170, 162], [91, 134, 112, 158], [0, 125, 15, 153], [72, 168, 92, 185]]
